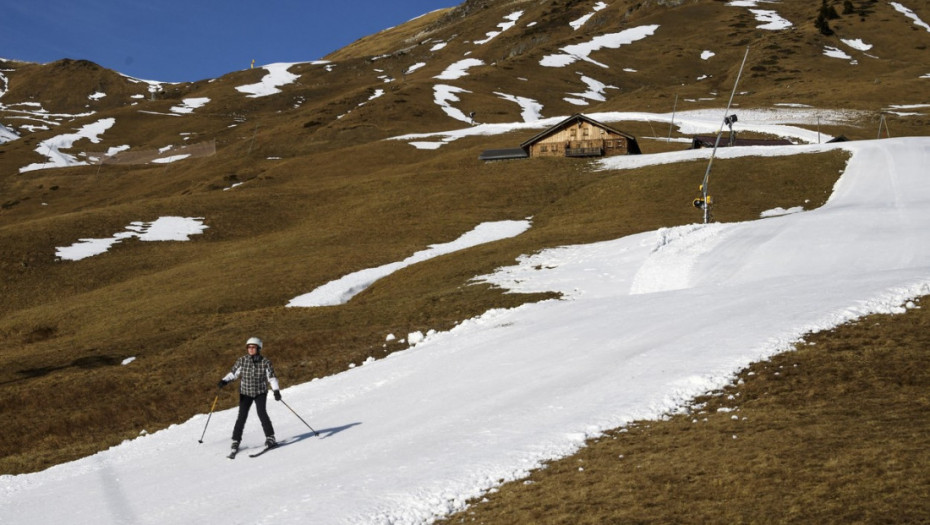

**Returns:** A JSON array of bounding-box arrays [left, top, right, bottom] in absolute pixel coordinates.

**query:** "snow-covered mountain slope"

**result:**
[[2, 1, 930, 519], [2, 136, 928, 524]]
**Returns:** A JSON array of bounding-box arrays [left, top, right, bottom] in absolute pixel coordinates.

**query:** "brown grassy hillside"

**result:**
[[1, 4, 929, 521]]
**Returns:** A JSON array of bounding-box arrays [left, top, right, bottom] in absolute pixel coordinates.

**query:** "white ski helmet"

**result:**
[[245, 337, 263, 350]]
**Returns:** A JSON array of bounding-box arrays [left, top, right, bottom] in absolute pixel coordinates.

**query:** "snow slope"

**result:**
[[2, 136, 930, 524]]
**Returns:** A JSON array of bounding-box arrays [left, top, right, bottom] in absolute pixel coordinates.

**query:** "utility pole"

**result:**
[[698, 46, 750, 224], [667, 93, 678, 142], [877, 113, 891, 139]]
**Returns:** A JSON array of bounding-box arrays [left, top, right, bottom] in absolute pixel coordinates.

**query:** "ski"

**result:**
[[249, 444, 278, 458]]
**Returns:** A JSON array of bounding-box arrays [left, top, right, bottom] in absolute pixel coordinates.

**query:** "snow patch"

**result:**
[[433, 84, 474, 124], [891, 2, 930, 32], [727, 1, 793, 30], [236, 62, 306, 97], [564, 74, 617, 105], [151, 154, 191, 164], [404, 62, 427, 75], [0, 122, 19, 144], [841, 38, 872, 51], [494, 92, 543, 122], [474, 11, 523, 45], [540, 25, 659, 68], [433, 58, 484, 80], [55, 217, 208, 261], [170, 97, 210, 114], [569, 2, 607, 30], [287, 220, 531, 307], [824, 46, 857, 64], [20, 117, 115, 173]]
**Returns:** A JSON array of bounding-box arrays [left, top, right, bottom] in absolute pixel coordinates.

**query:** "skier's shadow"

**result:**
[[283, 422, 361, 445]]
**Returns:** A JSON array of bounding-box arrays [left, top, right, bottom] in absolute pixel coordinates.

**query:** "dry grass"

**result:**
[[439, 301, 930, 524]]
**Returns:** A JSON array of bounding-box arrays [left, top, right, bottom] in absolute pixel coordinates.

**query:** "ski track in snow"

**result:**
[[3, 130, 930, 524], [629, 223, 730, 295]]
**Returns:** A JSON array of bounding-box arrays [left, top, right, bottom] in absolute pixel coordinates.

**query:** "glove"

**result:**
[[217, 379, 228, 388], [273, 390, 282, 401]]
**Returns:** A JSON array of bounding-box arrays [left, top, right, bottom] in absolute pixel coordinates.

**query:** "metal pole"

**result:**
[[280, 399, 319, 437], [667, 93, 678, 142], [247, 123, 258, 154], [877, 114, 891, 139], [701, 46, 750, 224], [198, 392, 220, 443]]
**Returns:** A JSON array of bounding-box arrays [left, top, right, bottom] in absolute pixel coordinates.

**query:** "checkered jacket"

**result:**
[[223, 354, 280, 397]]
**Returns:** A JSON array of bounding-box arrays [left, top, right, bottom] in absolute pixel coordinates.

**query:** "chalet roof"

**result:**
[[519, 114, 640, 151], [478, 148, 530, 161], [691, 135, 794, 148]]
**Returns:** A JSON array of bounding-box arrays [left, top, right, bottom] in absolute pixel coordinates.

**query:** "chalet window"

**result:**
[[583, 128, 589, 136], [540, 144, 548, 153]]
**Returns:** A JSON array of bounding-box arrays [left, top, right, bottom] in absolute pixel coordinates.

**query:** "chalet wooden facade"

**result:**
[[478, 114, 641, 161], [521, 114, 641, 158]]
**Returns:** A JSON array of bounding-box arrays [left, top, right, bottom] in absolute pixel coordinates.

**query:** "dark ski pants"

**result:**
[[232, 392, 275, 442]]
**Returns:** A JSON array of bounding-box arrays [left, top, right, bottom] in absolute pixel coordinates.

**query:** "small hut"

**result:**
[[479, 114, 641, 161], [521, 114, 641, 158], [477, 148, 529, 161]]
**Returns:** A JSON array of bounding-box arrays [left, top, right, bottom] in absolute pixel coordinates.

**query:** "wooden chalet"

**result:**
[[522, 114, 641, 158], [479, 114, 641, 161]]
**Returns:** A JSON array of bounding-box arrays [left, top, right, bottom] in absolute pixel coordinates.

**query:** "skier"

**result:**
[[218, 337, 282, 453]]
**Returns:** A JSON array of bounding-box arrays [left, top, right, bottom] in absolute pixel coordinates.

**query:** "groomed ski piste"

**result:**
[[2, 115, 930, 524]]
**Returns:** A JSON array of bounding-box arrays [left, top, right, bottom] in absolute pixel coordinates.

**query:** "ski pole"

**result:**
[[280, 399, 318, 436], [198, 391, 220, 443]]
